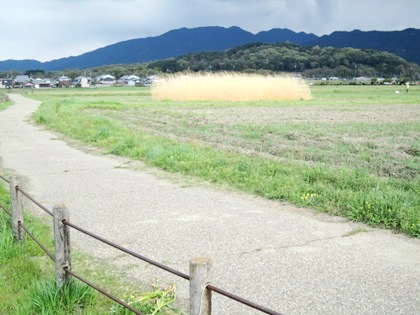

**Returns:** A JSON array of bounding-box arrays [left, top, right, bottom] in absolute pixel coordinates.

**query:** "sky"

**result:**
[[1, 0, 419, 62]]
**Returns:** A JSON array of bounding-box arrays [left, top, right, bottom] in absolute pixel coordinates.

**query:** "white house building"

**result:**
[[95, 74, 116, 85]]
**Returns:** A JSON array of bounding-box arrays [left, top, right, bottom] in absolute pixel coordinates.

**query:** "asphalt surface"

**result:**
[[0, 94, 419, 315]]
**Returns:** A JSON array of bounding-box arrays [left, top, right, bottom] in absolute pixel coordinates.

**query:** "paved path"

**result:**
[[0, 94, 419, 315]]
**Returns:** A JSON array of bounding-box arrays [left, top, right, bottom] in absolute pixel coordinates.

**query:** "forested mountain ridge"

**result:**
[[310, 28, 419, 65], [147, 42, 419, 79], [0, 26, 418, 72]]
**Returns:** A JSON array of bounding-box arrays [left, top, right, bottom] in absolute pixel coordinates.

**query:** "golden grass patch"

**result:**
[[151, 72, 312, 101]]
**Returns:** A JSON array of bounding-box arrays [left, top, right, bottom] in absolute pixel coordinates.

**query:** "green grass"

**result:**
[[0, 182, 181, 314], [26, 85, 420, 237], [0, 93, 12, 110], [20, 279, 96, 315], [0, 183, 98, 314]]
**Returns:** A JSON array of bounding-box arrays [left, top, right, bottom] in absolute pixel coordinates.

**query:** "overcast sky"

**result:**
[[1, 0, 419, 62]]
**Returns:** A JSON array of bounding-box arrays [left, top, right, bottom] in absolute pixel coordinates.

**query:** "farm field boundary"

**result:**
[[27, 86, 420, 237]]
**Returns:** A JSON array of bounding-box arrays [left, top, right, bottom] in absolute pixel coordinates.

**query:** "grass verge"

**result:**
[[0, 182, 181, 314], [0, 183, 98, 314], [0, 93, 12, 111]]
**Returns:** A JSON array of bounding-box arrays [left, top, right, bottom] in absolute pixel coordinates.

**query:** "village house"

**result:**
[[73, 76, 91, 88], [57, 75, 72, 88], [119, 74, 140, 86], [143, 75, 160, 86], [0, 78, 13, 89], [95, 74, 116, 86], [14, 75, 30, 87], [32, 78, 54, 88]]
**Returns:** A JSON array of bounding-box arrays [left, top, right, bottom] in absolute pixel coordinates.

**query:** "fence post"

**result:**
[[53, 204, 72, 288], [10, 176, 25, 241], [190, 257, 213, 315]]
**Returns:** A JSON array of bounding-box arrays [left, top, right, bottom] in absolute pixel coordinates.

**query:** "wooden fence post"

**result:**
[[53, 204, 72, 288], [190, 257, 213, 315], [10, 176, 24, 241]]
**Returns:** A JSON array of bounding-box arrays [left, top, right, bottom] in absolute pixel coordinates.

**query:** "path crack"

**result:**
[[241, 235, 344, 256]]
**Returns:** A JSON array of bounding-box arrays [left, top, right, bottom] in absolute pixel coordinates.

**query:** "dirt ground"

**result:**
[[100, 102, 419, 180], [179, 104, 419, 123]]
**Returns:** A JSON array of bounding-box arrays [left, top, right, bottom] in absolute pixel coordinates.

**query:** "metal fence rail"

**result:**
[[0, 203, 11, 216], [19, 221, 55, 261], [63, 219, 191, 280], [207, 284, 284, 315], [0, 174, 10, 184], [1, 174, 284, 315], [65, 267, 145, 315], [17, 186, 53, 216]]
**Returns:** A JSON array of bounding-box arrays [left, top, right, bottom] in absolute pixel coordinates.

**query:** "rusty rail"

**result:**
[[19, 221, 55, 261], [64, 267, 144, 315], [16, 186, 53, 216], [63, 219, 190, 280], [207, 284, 284, 315], [0, 174, 10, 184]]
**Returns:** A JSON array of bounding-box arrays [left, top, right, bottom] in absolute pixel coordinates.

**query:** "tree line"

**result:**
[[147, 42, 420, 80]]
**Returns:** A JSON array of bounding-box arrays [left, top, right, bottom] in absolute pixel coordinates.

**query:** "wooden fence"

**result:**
[[0, 174, 283, 315]]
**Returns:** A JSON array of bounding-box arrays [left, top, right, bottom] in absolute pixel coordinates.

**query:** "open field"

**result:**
[[24, 85, 419, 237]]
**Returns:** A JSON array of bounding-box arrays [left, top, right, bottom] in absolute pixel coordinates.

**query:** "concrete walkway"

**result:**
[[0, 94, 419, 315]]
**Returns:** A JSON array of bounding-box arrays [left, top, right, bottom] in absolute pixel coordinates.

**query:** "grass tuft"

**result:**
[[26, 279, 96, 315], [343, 227, 369, 237], [109, 284, 178, 315]]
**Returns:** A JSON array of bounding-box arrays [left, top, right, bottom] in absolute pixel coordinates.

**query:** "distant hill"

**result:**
[[0, 59, 44, 72], [0, 26, 418, 72], [147, 42, 418, 79], [309, 28, 420, 65]]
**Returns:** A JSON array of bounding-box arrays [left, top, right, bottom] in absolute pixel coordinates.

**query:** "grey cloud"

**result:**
[[0, 0, 418, 61]]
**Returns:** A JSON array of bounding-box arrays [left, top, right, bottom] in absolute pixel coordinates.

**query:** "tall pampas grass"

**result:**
[[151, 72, 312, 101]]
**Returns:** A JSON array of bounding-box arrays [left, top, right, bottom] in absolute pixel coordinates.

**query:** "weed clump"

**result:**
[[152, 72, 312, 101]]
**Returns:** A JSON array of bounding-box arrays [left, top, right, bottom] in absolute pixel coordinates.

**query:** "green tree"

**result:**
[[25, 69, 45, 78]]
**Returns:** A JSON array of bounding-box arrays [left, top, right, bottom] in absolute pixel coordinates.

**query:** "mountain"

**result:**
[[0, 59, 44, 72], [45, 26, 259, 70], [0, 26, 317, 71], [255, 28, 317, 45], [0, 26, 418, 72], [309, 28, 420, 65]]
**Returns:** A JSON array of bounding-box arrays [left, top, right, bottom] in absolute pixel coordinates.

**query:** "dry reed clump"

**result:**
[[151, 72, 312, 101]]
